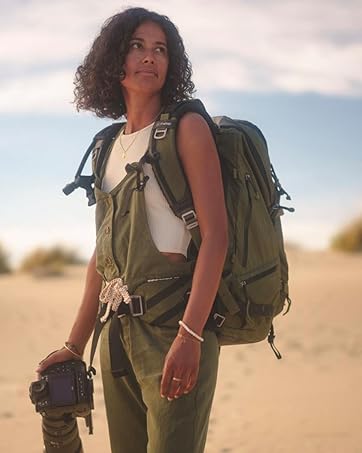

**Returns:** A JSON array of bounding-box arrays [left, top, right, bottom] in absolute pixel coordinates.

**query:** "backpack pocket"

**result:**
[[240, 173, 279, 269], [217, 262, 281, 345], [227, 167, 279, 272]]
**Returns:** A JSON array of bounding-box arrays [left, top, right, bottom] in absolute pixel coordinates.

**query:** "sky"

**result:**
[[1, 0, 362, 265]]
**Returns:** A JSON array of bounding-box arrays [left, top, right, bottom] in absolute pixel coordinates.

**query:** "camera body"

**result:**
[[29, 360, 94, 420]]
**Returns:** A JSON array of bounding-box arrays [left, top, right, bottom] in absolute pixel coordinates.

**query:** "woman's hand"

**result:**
[[36, 348, 82, 380], [160, 334, 201, 400]]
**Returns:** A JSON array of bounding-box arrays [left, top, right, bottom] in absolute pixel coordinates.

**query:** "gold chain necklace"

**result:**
[[119, 109, 163, 159], [119, 128, 140, 159]]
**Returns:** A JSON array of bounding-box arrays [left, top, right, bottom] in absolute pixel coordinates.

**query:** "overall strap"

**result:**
[[147, 99, 240, 316]]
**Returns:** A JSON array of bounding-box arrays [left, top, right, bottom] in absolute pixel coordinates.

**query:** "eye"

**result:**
[[130, 41, 142, 50], [155, 46, 167, 54]]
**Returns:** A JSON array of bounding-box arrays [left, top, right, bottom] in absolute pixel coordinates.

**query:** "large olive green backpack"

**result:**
[[64, 99, 293, 359]]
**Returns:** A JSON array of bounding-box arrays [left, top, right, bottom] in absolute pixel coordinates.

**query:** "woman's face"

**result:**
[[121, 21, 169, 99]]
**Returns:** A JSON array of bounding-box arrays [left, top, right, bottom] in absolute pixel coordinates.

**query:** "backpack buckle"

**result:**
[[213, 313, 226, 328], [153, 128, 168, 140], [117, 295, 145, 318], [129, 295, 145, 317], [181, 210, 198, 230], [153, 119, 176, 140]]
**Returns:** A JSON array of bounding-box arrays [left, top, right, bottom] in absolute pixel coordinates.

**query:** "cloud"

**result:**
[[1, 0, 361, 113], [0, 70, 75, 114]]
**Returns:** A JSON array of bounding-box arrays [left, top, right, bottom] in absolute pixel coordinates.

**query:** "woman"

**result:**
[[37, 7, 228, 453]]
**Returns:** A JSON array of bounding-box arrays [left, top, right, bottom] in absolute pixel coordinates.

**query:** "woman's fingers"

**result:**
[[160, 361, 196, 400], [35, 347, 79, 379], [160, 335, 202, 400], [166, 378, 181, 400], [173, 375, 190, 399], [160, 358, 186, 400], [164, 372, 196, 399], [164, 374, 190, 400], [36, 350, 59, 374], [160, 358, 174, 398], [184, 371, 198, 394]]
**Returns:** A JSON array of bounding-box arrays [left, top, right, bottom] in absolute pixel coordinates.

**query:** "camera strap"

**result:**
[[88, 307, 130, 378]]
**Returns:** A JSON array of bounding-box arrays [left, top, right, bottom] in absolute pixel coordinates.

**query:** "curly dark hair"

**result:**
[[73, 7, 195, 119]]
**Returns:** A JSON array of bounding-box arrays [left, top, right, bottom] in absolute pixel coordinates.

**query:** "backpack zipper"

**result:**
[[246, 174, 260, 199], [242, 174, 253, 267], [240, 263, 278, 287], [238, 263, 278, 330], [221, 122, 271, 202], [244, 133, 271, 200]]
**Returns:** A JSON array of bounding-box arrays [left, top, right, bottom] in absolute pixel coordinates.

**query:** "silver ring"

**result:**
[[172, 377, 182, 382]]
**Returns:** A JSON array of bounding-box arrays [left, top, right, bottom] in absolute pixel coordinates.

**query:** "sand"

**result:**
[[1, 248, 362, 453]]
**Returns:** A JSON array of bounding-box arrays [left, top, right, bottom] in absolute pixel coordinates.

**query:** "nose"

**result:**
[[142, 50, 155, 64]]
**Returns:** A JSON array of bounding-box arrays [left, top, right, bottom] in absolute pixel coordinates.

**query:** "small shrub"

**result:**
[[331, 217, 362, 253], [0, 243, 11, 274], [20, 245, 84, 277]]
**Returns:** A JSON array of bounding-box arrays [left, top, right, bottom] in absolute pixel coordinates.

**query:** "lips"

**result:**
[[136, 69, 157, 77]]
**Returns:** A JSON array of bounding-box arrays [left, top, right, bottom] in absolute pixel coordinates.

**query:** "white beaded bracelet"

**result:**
[[64, 343, 83, 360], [178, 320, 204, 342]]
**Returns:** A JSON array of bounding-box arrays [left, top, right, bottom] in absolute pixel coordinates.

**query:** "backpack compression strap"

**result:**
[[146, 99, 240, 316]]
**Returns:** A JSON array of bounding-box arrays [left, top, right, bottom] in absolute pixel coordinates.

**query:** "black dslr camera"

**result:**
[[29, 360, 95, 434]]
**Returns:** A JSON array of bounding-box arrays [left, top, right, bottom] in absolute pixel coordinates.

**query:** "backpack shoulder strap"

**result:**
[[92, 122, 125, 183], [63, 122, 124, 205], [147, 99, 240, 316], [145, 98, 215, 222]]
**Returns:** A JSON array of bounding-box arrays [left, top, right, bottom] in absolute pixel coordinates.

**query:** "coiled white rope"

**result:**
[[99, 277, 131, 323]]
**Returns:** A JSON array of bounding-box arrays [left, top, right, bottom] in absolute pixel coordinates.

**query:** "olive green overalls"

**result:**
[[41, 139, 220, 453], [94, 149, 220, 453]]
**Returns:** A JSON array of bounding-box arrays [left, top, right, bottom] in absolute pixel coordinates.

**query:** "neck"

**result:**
[[123, 92, 162, 134]]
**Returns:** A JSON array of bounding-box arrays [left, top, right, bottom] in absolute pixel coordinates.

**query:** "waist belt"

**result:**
[[117, 295, 146, 318]]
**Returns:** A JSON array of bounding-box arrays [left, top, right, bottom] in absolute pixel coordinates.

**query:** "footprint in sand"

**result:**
[[235, 350, 245, 361]]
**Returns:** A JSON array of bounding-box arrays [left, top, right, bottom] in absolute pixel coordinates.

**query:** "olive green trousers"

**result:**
[[100, 316, 220, 453]]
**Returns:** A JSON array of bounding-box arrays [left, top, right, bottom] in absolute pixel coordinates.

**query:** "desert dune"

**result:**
[[1, 248, 361, 453]]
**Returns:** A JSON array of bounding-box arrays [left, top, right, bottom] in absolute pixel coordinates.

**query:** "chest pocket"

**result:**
[[119, 163, 150, 216]]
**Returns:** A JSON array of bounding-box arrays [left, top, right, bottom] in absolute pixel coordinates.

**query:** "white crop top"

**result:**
[[102, 122, 191, 257]]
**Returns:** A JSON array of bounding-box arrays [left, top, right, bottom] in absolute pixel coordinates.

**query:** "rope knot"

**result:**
[[99, 277, 131, 323]]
